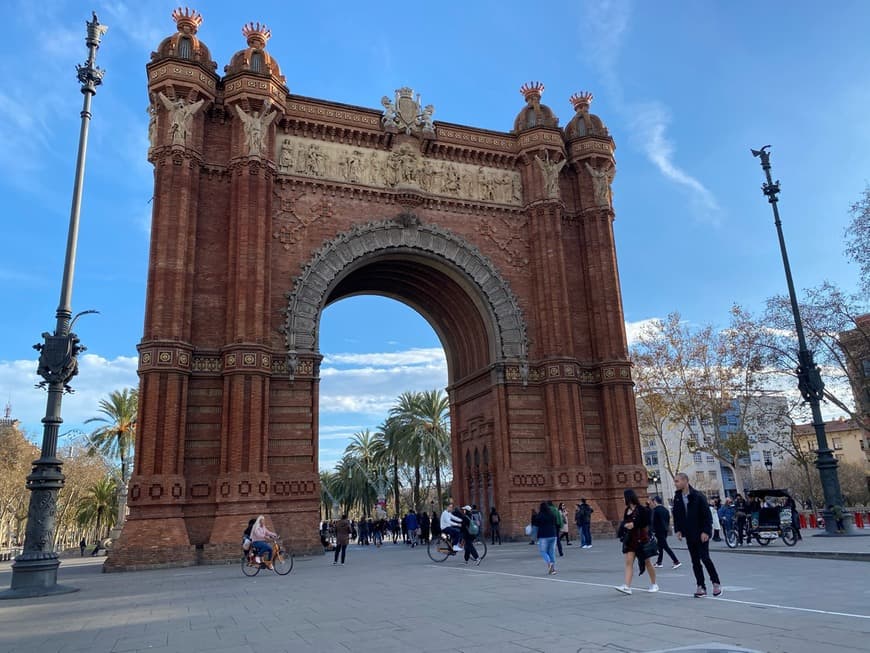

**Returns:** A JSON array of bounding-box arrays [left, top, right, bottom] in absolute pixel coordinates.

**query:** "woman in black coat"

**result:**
[[615, 489, 658, 595]]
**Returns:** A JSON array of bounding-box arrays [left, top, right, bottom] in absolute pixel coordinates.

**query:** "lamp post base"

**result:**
[[0, 556, 79, 600]]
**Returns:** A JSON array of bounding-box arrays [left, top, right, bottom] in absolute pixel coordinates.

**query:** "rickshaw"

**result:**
[[725, 489, 797, 547]]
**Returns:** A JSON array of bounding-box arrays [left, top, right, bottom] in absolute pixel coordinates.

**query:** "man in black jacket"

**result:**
[[672, 472, 722, 598]]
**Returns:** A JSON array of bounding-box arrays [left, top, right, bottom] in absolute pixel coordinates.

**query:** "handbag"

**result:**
[[641, 534, 658, 559], [524, 524, 533, 537]]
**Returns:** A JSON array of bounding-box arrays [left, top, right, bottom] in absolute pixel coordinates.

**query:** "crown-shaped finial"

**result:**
[[570, 92, 594, 112], [520, 81, 545, 103], [242, 22, 271, 48], [172, 7, 203, 34]]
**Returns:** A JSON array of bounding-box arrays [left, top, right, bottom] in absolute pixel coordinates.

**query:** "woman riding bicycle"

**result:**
[[251, 515, 278, 568]]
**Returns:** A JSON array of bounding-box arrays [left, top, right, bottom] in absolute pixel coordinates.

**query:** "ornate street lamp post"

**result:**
[[1, 13, 107, 599], [751, 145, 847, 535], [764, 458, 774, 489]]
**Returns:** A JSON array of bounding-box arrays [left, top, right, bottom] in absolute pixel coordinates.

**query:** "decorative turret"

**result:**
[[564, 91, 609, 139], [151, 7, 216, 71], [224, 21, 286, 85], [512, 82, 559, 132]]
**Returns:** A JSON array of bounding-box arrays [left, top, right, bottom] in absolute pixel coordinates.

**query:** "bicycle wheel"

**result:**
[[756, 533, 771, 546], [427, 535, 451, 562], [781, 527, 797, 547], [474, 537, 488, 560], [273, 549, 293, 575], [242, 554, 260, 576], [724, 528, 738, 549]]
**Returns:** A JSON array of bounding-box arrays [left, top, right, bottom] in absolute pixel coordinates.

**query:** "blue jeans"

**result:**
[[253, 541, 273, 560], [443, 526, 461, 546], [580, 523, 592, 546], [537, 537, 556, 564]]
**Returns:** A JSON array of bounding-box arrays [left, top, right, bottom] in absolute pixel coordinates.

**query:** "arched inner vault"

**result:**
[[283, 218, 529, 381]]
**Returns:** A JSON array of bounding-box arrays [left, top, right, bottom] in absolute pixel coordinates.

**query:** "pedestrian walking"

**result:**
[[549, 501, 565, 556], [614, 489, 658, 595], [333, 514, 351, 565], [459, 505, 481, 565], [489, 506, 502, 545], [532, 501, 558, 575], [79, 538, 86, 557], [528, 508, 538, 545], [672, 472, 722, 598], [406, 510, 419, 548], [734, 494, 749, 545], [830, 505, 846, 533], [558, 502, 572, 547], [650, 496, 681, 569], [575, 498, 593, 548], [710, 504, 722, 542], [784, 495, 801, 540], [718, 498, 735, 541], [419, 510, 431, 544]]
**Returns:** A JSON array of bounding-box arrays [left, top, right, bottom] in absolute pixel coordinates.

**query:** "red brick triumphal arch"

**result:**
[[106, 10, 646, 569]]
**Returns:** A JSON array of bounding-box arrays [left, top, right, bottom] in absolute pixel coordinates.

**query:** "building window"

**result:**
[[251, 51, 264, 73], [644, 437, 656, 449], [178, 37, 192, 59], [644, 452, 659, 467], [693, 452, 703, 464], [832, 438, 843, 450], [706, 454, 716, 463], [694, 471, 704, 483], [758, 434, 769, 443], [751, 451, 761, 462], [719, 415, 728, 426], [763, 450, 772, 464], [709, 469, 718, 479]]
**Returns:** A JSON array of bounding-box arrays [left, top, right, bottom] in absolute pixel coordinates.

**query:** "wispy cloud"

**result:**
[[624, 317, 660, 346], [323, 348, 445, 367], [579, 1, 718, 220], [0, 353, 138, 437]]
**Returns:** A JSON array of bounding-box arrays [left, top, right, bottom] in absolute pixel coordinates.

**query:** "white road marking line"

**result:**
[[441, 566, 870, 620]]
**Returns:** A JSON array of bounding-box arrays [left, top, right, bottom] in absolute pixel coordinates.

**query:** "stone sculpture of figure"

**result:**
[[279, 139, 294, 171], [420, 104, 435, 131], [158, 92, 204, 146], [535, 152, 567, 198], [585, 161, 615, 207], [147, 103, 158, 150], [235, 99, 278, 157], [341, 150, 362, 182], [381, 95, 397, 128], [305, 144, 325, 176]]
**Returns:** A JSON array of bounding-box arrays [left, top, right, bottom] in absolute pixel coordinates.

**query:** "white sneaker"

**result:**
[[452, 545, 462, 552], [615, 584, 632, 595], [672, 562, 682, 569], [648, 584, 659, 593], [585, 545, 592, 549], [652, 563, 663, 568]]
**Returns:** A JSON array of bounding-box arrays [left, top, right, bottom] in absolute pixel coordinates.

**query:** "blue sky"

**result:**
[[1, 1, 866, 470]]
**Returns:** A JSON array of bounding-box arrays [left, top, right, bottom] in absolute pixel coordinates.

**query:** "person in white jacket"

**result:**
[[440, 501, 464, 551], [710, 505, 722, 542]]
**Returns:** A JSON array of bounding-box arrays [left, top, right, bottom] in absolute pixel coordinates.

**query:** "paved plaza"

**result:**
[[1, 534, 868, 653]]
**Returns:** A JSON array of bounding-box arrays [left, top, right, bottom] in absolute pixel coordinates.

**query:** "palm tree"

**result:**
[[75, 477, 117, 542], [391, 392, 425, 510], [373, 416, 406, 515], [413, 389, 451, 506], [85, 387, 137, 534]]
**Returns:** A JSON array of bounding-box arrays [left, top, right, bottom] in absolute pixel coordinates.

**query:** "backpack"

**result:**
[[467, 520, 479, 536]]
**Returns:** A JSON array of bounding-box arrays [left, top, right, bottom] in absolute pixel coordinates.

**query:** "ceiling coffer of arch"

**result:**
[[281, 216, 529, 380]]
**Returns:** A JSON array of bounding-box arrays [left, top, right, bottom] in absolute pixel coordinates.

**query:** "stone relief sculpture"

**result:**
[[534, 152, 567, 199], [380, 95, 398, 128], [147, 103, 158, 150], [158, 92, 204, 146], [274, 135, 522, 206], [585, 161, 615, 207], [235, 99, 278, 157]]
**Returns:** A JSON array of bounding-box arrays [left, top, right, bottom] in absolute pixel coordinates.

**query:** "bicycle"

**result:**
[[427, 532, 487, 563], [242, 536, 293, 576]]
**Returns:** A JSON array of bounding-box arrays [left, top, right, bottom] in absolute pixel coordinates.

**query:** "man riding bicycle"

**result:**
[[440, 501, 464, 552]]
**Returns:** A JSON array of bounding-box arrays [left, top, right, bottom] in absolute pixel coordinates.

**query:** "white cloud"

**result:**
[[624, 318, 660, 346], [323, 347, 445, 367], [631, 102, 720, 217], [578, 1, 718, 219], [0, 353, 138, 437]]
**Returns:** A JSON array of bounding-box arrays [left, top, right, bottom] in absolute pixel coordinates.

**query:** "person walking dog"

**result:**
[[672, 472, 722, 598]]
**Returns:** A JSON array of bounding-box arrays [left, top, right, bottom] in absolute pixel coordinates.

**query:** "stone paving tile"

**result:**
[[111, 633, 169, 652]]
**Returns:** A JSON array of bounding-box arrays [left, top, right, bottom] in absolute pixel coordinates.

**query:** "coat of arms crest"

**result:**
[[381, 87, 435, 135]]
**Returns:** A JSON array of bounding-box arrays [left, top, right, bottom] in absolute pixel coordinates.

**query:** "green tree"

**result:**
[[85, 388, 138, 485], [75, 477, 117, 541]]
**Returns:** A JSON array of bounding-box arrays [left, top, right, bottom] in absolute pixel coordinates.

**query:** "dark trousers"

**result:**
[[655, 533, 679, 565], [556, 533, 564, 556], [686, 539, 720, 589], [463, 533, 479, 561], [333, 544, 347, 564], [736, 516, 748, 544], [490, 523, 501, 545]]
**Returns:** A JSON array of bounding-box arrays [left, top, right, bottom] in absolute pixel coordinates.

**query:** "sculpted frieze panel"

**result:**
[[275, 135, 522, 206]]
